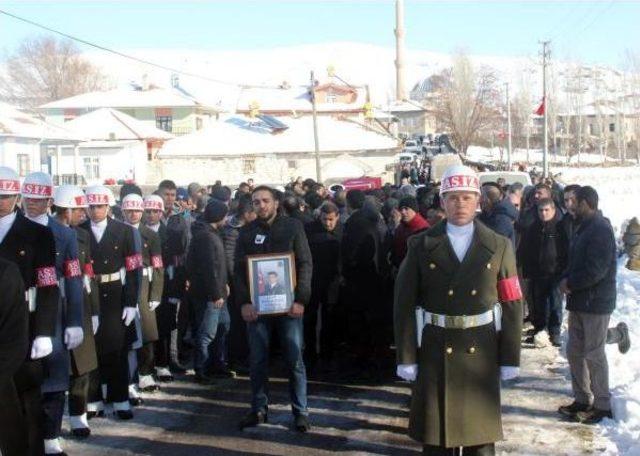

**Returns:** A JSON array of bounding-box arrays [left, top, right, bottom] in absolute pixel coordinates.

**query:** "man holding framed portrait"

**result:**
[[234, 185, 313, 433]]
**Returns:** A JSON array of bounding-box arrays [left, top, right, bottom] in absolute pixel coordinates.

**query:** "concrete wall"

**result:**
[[0, 138, 44, 175]]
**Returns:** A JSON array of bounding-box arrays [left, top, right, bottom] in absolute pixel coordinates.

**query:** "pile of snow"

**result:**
[[604, 260, 640, 455], [466, 146, 632, 168]]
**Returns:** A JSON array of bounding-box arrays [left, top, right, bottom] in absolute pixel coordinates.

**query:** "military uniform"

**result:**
[[394, 220, 523, 451], [81, 217, 141, 410], [67, 225, 99, 431], [0, 211, 59, 456], [0, 258, 28, 456], [134, 224, 164, 384]]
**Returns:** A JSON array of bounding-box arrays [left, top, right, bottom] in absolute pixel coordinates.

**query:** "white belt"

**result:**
[[142, 266, 154, 281], [26, 287, 37, 313], [98, 272, 122, 284], [416, 304, 502, 347]]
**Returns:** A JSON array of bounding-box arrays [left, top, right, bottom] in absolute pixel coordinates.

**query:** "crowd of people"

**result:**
[[0, 162, 633, 456]]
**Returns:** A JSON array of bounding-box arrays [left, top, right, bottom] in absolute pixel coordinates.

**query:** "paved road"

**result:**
[[65, 341, 611, 455]]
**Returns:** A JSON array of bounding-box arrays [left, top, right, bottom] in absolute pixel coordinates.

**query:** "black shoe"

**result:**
[[576, 408, 613, 424], [294, 414, 310, 433], [115, 410, 134, 420], [194, 373, 216, 385], [209, 367, 236, 379], [170, 362, 188, 374], [86, 410, 104, 420], [558, 401, 591, 418], [617, 322, 631, 354], [550, 334, 562, 347], [129, 397, 144, 407], [238, 410, 268, 430], [71, 427, 91, 438]]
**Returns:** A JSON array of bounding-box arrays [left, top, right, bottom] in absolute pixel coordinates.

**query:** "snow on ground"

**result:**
[[555, 166, 640, 456], [465, 146, 633, 167]]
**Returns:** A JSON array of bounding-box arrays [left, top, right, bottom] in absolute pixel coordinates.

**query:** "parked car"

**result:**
[[478, 171, 532, 187]]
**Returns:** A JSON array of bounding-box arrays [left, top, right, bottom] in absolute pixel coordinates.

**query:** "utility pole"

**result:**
[[310, 70, 321, 183], [540, 40, 550, 178], [505, 82, 513, 169]]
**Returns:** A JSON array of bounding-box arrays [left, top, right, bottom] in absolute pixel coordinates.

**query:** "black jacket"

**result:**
[[187, 221, 227, 303], [233, 215, 312, 307], [0, 258, 27, 385], [341, 208, 381, 281], [305, 220, 342, 288], [221, 216, 242, 279], [520, 212, 568, 279], [565, 213, 617, 314], [479, 198, 518, 244]]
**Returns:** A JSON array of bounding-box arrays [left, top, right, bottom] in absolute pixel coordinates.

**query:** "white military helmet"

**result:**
[[21, 172, 54, 199], [121, 193, 144, 211], [53, 185, 88, 208], [143, 195, 165, 212], [0, 166, 20, 196], [439, 165, 481, 196], [85, 185, 116, 206]]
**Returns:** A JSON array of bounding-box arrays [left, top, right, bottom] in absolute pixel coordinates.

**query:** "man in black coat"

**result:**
[[304, 202, 342, 369], [81, 186, 141, 420], [0, 166, 59, 456], [0, 258, 28, 456], [340, 190, 383, 371], [235, 186, 312, 432], [520, 198, 568, 347], [559, 186, 617, 424], [479, 183, 518, 244], [186, 200, 230, 383]]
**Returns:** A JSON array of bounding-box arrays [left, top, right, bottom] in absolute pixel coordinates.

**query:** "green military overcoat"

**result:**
[[394, 220, 523, 448], [138, 225, 164, 344]]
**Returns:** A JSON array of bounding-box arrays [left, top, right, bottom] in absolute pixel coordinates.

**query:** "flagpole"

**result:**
[[541, 40, 550, 179]]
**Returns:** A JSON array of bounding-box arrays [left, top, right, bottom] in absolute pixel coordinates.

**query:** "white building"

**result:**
[[155, 115, 399, 185], [0, 102, 82, 178], [55, 108, 173, 185]]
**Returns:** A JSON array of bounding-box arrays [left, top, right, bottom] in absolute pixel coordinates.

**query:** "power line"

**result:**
[[0, 8, 270, 90]]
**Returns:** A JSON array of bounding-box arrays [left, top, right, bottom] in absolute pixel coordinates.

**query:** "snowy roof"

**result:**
[[236, 83, 367, 114], [39, 87, 217, 110], [64, 108, 174, 141], [157, 115, 398, 158], [0, 102, 82, 142]]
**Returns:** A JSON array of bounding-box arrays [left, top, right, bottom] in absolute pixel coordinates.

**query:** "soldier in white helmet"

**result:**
[[394, 165, 523, 456], [122, 194, 164, 400], [52, 185, 99, 438], [0, 166, 59, 456], [81, 186, 141, 420], [21, 172, 85, 456]]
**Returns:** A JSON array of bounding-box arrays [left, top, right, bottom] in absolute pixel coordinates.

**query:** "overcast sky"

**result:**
[[1, 1, 637, 68]]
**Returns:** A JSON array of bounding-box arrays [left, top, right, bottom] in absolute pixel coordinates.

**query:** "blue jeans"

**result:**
[[194, 301, 230, 374], [247, 316, 308, 416]]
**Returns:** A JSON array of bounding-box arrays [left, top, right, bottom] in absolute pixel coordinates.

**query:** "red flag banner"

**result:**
[[535, 98, 545, 116]]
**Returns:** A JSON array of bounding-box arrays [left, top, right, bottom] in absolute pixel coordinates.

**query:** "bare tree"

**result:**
[[433, 51, 500, 155], [0, 35, 108, 107]]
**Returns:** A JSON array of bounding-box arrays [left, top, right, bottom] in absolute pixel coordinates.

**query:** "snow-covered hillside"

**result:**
[[77, 42, 628, 108]]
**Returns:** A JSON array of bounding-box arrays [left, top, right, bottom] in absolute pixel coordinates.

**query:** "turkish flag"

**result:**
[[535, 98, 545, 116]]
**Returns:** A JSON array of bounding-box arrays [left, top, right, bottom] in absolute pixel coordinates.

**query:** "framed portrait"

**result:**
[[246, 252, 297, 315]]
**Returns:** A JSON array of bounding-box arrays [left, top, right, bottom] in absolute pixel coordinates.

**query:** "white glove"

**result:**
[[30, 336, 53, 360], [122, 307, 137, 326], [91, 315, 100, 335], [500, 366, 520, 381], [397, 364, 418, 382], [64, 326, 84, 350], [149, 301, 161, 311]]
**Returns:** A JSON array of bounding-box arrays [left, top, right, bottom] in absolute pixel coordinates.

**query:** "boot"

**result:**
[[558, 401, 591, 418], [607, 322, 631, 354]]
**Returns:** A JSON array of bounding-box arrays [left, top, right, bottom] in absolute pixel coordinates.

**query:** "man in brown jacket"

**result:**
[[394, 165, 523, 456]]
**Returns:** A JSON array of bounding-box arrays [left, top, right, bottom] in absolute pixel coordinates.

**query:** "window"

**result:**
[[609, 123, 615, 133], [326, 90, 337, 104], [196, 117, 203, 130], [17, 154, 30, 176], [156, 116, 172, 132], [242, 158, 256, 174], [287, 160, 297, 169], [83, 157, 100, 179]]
